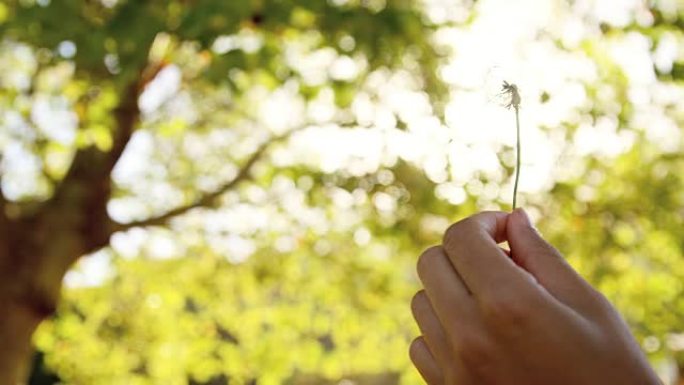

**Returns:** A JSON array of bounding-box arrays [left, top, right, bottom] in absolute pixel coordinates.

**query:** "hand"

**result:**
[[409, 209, 661, 385]]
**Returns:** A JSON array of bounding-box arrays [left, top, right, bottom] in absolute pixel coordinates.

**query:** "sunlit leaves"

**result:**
[[5, 0, 684, 384]]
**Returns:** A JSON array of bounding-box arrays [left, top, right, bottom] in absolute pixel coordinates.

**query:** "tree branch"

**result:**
[[39, 76, 146, 259], [108, 82, 142, 177], [0, 192, 8, 259], [115, 131, 294, 230], [0, 157, 6, 225], [53, 81, 141, 198], [105, 62, 169, 178]]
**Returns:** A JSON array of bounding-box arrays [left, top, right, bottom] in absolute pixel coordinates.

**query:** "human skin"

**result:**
[[409, 209, 661, 385]]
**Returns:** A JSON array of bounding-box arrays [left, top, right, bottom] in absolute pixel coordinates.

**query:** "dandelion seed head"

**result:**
[[501, 80, 521, 110]]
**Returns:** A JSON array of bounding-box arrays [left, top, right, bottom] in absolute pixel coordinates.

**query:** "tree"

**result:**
[[2, 0, 684, 384], [0, 1, 447, 383]]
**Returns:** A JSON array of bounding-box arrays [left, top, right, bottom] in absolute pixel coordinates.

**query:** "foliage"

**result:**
[[0, 0, 683, 384]]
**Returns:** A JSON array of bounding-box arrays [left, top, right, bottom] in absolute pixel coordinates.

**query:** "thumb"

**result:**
[[506, 208, 594, 309]]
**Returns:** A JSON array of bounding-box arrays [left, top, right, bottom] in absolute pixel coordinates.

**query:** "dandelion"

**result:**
[[500, 80, 522, 209], [484, 67, 524, 209]]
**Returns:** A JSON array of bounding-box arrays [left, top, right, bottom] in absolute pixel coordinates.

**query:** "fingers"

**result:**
[[409, 337, 444, 385], [411, 290, 452, 365], [506, 208, 596, 310], [413, 249, 478, 385], [416, 246, 476, 327], [442, 211, 536, 300]]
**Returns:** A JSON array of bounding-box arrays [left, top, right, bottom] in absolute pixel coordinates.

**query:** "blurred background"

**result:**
[[1, 0, 683, 384]]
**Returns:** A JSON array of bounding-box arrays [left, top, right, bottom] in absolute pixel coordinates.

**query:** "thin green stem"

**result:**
[[512, 106, 521, 209]]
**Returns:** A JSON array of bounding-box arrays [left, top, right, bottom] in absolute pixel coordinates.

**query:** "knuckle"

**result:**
[[546, 243, 564, 259], [531, 241, 563, 262], [481, 294, 531, 327], [416, 246, 443, 279], [443, 217, 479, 248], [454, 333, 493, 372], [586, 286, 619, 317]]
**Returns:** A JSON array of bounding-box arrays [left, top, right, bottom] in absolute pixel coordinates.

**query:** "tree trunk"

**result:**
[[0, 297, 44, 385], [0, 214, 70, 385], [0, 201, 100, 384], [0, 78, 141, 384], [0, 197, 42, 385]]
